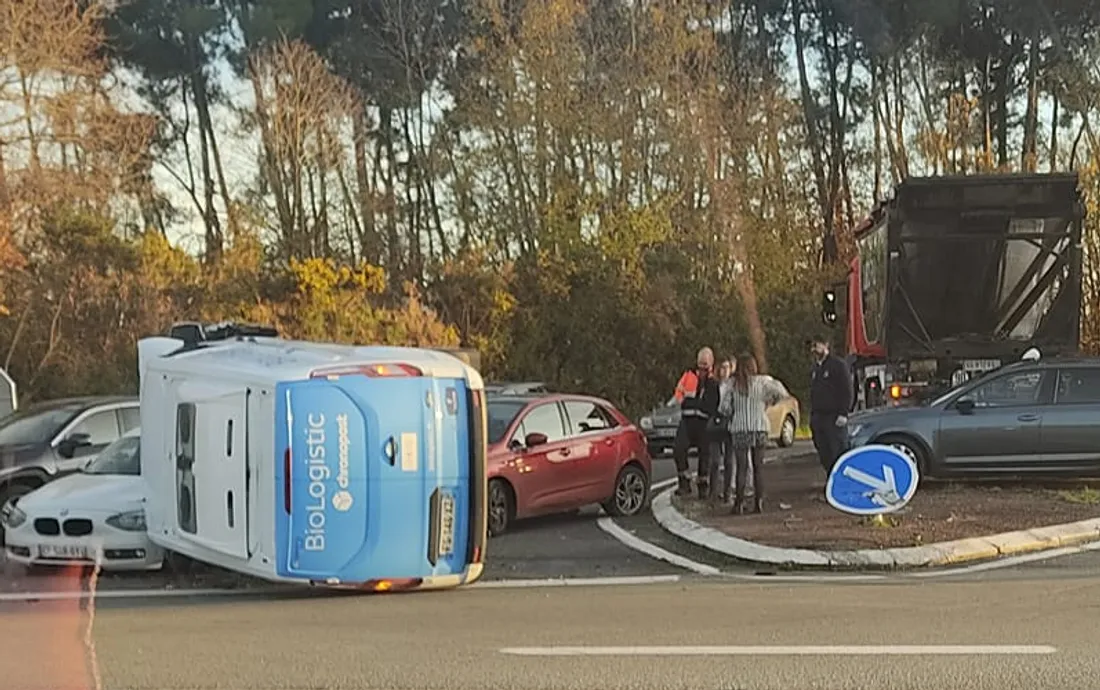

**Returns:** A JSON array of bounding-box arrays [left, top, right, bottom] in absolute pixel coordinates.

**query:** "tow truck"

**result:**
[[822, 173, 1085, 409]]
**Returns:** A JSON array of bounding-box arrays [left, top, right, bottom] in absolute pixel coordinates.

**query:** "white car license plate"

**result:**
[[438, 494, 456, 557], [39, 544, 89, 559]]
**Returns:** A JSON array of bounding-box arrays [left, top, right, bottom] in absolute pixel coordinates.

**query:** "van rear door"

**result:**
[[274, 372, 472, 583]]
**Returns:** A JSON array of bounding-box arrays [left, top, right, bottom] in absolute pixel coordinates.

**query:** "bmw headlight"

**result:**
[[106, 509, 146, 532], [640, 416, 653, 430], [1, 502, 26, 529]]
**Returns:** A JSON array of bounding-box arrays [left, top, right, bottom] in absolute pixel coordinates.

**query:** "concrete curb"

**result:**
[[651, 488, 1100, 570]]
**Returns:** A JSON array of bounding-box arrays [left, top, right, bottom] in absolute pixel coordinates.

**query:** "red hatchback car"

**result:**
[[485, 393, 652, 536]]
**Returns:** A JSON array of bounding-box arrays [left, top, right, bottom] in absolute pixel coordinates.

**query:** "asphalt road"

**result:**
[[4, 577, 1098, 690], [0, 444, 816, 592], [7, 440, 1100, 594]]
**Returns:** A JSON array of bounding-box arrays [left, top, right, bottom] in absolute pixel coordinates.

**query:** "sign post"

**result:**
[[825, 445, 919, 519]]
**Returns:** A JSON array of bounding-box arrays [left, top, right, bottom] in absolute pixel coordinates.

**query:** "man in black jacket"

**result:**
[[672, 347, 722, 498], [808, 335, 853, 474]]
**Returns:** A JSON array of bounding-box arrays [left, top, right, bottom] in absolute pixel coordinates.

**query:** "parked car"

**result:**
[[485, 392, 652, 535], [846, 357, 1100, 477], [639, 375, 800, 456], [484, 381, 551, 395], [0, 396, 140, 544], [2, 428, 163, 571]]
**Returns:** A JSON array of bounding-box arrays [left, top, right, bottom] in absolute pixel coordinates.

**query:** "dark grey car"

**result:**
[[847, 358, 1100, 477], [0, 396, 140, 542]]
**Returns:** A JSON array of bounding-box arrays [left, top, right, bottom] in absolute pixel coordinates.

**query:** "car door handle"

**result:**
[[1017, 413, 1040, 422], [560, 447, 571, 457], [603, 438, 615, 446]]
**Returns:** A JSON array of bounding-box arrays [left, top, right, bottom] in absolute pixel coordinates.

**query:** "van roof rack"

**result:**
[[168, 321, 279, 349]]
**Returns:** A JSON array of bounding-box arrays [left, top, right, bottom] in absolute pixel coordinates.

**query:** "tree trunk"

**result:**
[[1021, 33, 1040, 172]]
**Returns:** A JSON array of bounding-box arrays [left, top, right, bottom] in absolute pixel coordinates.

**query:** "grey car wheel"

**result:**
[[878, 434, 927, 474]]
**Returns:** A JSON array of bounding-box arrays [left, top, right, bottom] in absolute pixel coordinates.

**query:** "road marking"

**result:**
[[0, 588, 278, 603], [651, 477, 678, 491], [471, 575, 680, 589], [596, 516, 721, 575], [909, 539, 1100, 578], [0, 575, 684, 603], [728, 573, 887, 582], [499, 645, 1058, 656]]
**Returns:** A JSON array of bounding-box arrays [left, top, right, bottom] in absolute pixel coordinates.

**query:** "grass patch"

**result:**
[[1056, 487, 1100, 505], [795, 424, 812, 440]]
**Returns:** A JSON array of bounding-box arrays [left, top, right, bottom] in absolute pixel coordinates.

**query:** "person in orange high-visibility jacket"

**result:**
[[672, 347, 721, 498]]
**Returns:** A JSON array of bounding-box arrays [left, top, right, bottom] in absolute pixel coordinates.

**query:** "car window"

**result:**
[[84, 435, 141, 475], [0, 405, 82, 446], [487, 399, 526, 444], [515, 403, 566, 444], [119, 406, 141, 432], [965, 371, 1046, 408], [1055, 368, 1100, 405], [564, 401, 617, 435], [69, 409, 121, 445]]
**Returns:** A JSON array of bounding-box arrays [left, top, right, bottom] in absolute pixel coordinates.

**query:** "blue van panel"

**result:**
[[274, 375, 472, 583]]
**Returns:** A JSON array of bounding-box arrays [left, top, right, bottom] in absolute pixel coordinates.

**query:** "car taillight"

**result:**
[[310, 363, 422, 379]]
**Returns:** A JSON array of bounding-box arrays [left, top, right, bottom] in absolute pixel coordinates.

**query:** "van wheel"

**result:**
[[602, 464, 649, 517], [488, 479, 514, 537], [778, 416, 796, 448]]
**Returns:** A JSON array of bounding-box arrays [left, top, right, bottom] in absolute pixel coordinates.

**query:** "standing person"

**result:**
[[709, 359, 736, 502], [672, 347, 721, 498], [727, 353, 787, 514], [809, 334, 854, 475]]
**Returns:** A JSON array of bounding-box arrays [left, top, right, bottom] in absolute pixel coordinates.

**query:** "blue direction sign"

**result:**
[[825, 445, 920, 516]]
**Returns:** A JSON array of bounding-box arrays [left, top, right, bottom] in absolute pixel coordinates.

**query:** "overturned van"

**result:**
[[138, 323, 488, 591]]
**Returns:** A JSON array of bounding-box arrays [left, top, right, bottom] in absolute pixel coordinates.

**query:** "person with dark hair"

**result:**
[[671, 347, 721, 498], [708, 359, 736, 502], [808, 334, 854, 474], [726, 353, 787, 514]]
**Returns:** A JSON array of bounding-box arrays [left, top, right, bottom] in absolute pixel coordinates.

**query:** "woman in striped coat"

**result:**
[[726, 353, 788, 514]]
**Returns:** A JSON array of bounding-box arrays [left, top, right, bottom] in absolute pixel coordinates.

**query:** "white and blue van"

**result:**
[[138, 323, 487, 591]]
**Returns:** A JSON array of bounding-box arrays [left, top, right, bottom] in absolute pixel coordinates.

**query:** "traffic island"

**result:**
[[655, 453, 1100, 569]]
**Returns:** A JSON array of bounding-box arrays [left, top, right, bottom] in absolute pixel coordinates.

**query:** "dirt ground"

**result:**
[[675, 454, 1100, 550]]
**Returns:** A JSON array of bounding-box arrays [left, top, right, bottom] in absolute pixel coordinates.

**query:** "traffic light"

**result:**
[[821, 289, 838, 327]]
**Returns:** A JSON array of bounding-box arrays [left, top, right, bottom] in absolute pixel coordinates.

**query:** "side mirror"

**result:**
[[58, 432, 92, 458], [955, 397, 976, 415], [524, 432, 549, 448]]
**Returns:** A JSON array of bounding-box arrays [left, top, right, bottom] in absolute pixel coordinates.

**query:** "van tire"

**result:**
[[488, 479, 514, 537]]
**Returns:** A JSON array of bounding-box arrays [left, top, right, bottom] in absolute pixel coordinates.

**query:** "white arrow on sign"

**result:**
[[841, 465, 904, 508]]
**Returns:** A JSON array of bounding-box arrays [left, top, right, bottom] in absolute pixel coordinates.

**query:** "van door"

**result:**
[[178, 388, 250, 560]]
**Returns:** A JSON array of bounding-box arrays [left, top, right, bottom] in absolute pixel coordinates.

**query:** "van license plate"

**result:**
[[438, 494, 456, 556], [39, 544, 89, 559]]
